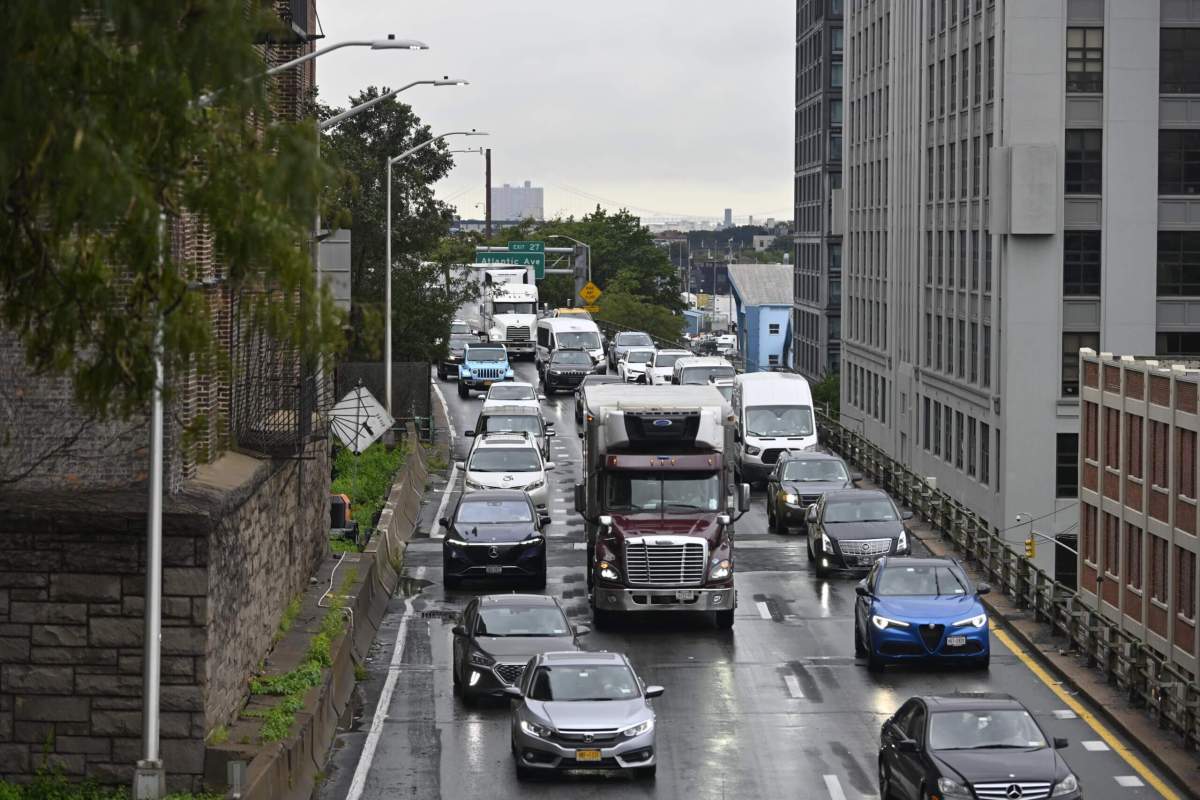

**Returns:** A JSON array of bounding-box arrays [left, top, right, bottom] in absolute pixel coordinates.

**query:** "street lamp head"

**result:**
[[371, 36, 429, 50], [464, 129, 488, 135], [434, 77, 470, 86]]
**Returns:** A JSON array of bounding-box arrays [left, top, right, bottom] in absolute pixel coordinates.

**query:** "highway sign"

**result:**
[[507, 241, 544, 253], [475, 250, 545, 279], [579, 281, 602, 305]]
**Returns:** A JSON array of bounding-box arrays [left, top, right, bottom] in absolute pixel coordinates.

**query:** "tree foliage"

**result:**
[[320, 90, 477, 362], [0, 1, 337, 419]]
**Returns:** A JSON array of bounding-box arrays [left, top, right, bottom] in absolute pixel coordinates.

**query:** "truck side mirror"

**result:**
[[574, 483, 585, 514], [738, 483, 750, 512]]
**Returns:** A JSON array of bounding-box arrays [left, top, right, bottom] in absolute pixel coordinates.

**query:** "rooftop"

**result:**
[[727, 263, 793, 307]]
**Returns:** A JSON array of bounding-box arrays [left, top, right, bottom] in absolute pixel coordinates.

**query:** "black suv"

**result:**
[[765, 452, 859, 534], [539, 348, 594, 394], [440, 490, 550, 588], [439, 331, 481, 380]]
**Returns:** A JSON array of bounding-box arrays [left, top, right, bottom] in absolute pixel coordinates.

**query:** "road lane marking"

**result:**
[[784, 674, 804, 698], [430, 377, 457, 440], [1052, 709, 1078, 719], [990, 625, 1178, 800], [1082, 740, 1110, 752], [1115, 776, 1145, 788], [822, 774, 848, 800], [430, 463, 457, 540], [345, 565, 424, 800], [755, 601, 772, 619]]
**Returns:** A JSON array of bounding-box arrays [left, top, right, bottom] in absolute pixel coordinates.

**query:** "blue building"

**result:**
[[727, 264, 794, 372]]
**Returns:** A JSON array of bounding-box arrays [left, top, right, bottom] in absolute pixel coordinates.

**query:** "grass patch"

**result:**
[[331, 441, 407, 529], [206, 725, 229, 745], [0, 769, 223, 799], [272, 595, 302, 644], [329, 537, 361, 554]]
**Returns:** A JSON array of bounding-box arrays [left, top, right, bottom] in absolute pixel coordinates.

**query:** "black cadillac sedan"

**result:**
[[440, 490, 550, 589], [879, 694, 1080, 800], [806, 489, 913, 578]]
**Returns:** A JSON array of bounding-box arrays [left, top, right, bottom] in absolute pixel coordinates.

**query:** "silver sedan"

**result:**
[[507, 651, 662, 780]]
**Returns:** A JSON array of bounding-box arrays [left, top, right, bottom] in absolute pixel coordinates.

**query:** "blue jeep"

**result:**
[[457, 343, 515, 398]]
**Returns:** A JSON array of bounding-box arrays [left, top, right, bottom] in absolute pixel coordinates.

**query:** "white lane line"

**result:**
[[430, 378, 457, 440], [784, 674, 804, 698], [755, 601, 772, 620], [735, 539, 806, 549], [1114, 776, 1145, 788], [431, 462, 457, 540], [345, 565, 425, 800], [1052, 709, 1078, 720], [1081, 740, 1110, 752], [823, 774, 848, 800]]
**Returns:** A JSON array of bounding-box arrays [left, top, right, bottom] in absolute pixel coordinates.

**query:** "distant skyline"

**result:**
[[314, 1, 793, 224]]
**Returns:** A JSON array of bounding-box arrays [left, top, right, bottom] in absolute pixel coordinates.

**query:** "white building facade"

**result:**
[[490, 180, 544, 221]]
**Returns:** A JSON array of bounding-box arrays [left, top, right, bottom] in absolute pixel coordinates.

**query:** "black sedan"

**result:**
[[805, 489, 913, 578], [451, 594, 585, 705], [438, 332, 482, 380], [765, 452, 860, 534], [540, 348, 594, 394], [440, 490, 550, 588], [574, 373, 624, 423], [879, 694, 1079, 800]]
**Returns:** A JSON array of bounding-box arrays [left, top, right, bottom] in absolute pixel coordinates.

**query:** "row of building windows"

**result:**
[[920, 395, 993, 487], [924, 314, 991, 387], [1065, 27, 1200, 95], [924, 229, 993, 293], [927, 0, 990, 39], [847, 363, 887, 425], [925, 134, 993, 202], [1061, 231, 1200, 298], [927, 38, 993, 121]]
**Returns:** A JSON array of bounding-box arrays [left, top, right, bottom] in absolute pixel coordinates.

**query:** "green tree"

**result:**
[[320, 90, 477, 361], [0, 2, 335, 419]]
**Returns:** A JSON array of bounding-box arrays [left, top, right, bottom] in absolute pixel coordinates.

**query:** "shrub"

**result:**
[[330, 441, 406, 528]]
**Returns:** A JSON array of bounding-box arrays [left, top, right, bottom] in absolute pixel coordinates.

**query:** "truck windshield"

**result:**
[[680, 366, 735, 384], [494, 302, 535, 314], [556, 331, 600, 349], [745, 405, 814, 437], [605, 471, 721, 514]]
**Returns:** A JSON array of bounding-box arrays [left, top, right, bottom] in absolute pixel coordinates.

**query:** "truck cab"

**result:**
[[575, 385, 749, 630], [479, 268, 538, 359]]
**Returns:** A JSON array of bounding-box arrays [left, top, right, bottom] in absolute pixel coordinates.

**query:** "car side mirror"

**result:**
[[439, 517, 450, 528], [572, 624, 591, 636], [545, 423, 555, 433], [976, 583, 991, 595], [806, 505, 818, 524], [738, 483, 750, 512], [502, 686, 523, 699], [896, 737, 920, 753], [644, 685, 665, 699], [1053, 737, 1068, 749], [454, 461, 465, 470], [901, 510, 914, 520], [451, 624, 467, 637], [851, 472, 863, 484], [855, 582, 871, 598], [545, 462, 556, 470], [465, 430, 475, 437], [539, 514, 551, 527], [574, 483, 586, 513], [538, 394, 547, 401]]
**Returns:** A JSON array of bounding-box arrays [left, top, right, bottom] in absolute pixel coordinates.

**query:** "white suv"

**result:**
[[458, 432, 554, 510], [647, 349, 691, 385], [483, 381, 543, 411]]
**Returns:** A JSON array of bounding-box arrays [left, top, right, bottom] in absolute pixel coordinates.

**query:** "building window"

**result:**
[[1065, 130, 1102, 194], [1178, 428, 1197, 499], [768, 354, 780, 366], [1159, 131, 1200, 195], [1104, 512, 1120, 579], [973, 42, 982, 103], [1056, 433, 1079, 498], [1150, 420, 1170, 488], [935, 317, 944, 371], [832, 28, 844, 54], [1156, 231, 1200, 296], [1104, 407, 1121, 470], [1161, 28, 1200, 94], [1062, 332, 1099, 396], [957, 319, 966, 378], [830, 99, 844, 125], [943, 404, 953, 460], [1177, 547, 1197, 621], [923, 396, 931, 450], [933, 403, 942, 456], [925, 313, 933, 366], [768, 323, 781, 335], [1082, 505, 1098, 564], [1063, 231, 1101, 296], [1065, 27, 1103, 93], [968, 418, 977, 476], [1125, 413, 1143, 479], [955, 411, 964, 469], [986, 37, 995, 100], [831, 62, 843, 88], [982, 325, 991, 387], [1157, 331, 1200, 355], [1084, 401, 1099, 462], [1150, 534, 1168, 604], [980, 422, 991, 485], [1126, 524, 1143, 591], [970, 322, 979, 383]]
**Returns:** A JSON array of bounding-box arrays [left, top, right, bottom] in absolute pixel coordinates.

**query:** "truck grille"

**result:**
[[506, 326, 530, 341], [471, 365, 506, 380], [973, 783, 1051, 800], [624, 539, 706, 586]]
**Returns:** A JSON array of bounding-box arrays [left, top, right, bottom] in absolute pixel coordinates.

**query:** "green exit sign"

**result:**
[[475, 250, 545, 279], [507, 240, 544, 253]]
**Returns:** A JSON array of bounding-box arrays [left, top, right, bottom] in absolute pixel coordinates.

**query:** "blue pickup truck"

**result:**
[[457, 343, 515, 399]]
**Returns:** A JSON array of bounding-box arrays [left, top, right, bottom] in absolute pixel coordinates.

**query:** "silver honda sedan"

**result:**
[[507, 651, 663, 780]]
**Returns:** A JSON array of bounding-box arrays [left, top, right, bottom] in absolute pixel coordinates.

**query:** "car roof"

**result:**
[[459, 489, 532, 503], [918, 693, 1025, 712], [480, 404, 541, 416], [491, 381, 535, 389], [677, 356, 734, 367], [824, 488, 889, 503], [625, 346, 656, 354], [615, 331, 652, 339], [474, 432, 538, 447], [778, 451, 843, 464], [479, 593, 559, 607], [537, 651, 627, 665], [466, 342, 505, 350], [539, 318, 599, 332], [581, 374, 623, 384], [878, 556, 961, 570]]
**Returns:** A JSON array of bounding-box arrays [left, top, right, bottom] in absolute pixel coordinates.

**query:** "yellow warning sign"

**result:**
[[579, 281, 602, 305]]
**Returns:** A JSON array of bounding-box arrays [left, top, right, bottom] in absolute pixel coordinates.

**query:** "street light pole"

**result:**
[[384, 129, 487, 414]]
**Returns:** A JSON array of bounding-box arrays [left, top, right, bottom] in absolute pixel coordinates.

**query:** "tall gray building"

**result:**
[[793, 0, 844, 381], [840, 0, 1200, 575], [490, 180, 544, 221]]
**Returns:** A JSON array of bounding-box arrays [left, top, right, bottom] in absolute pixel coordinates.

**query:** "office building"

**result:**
[[793, 0, 844, 381], [839, 0, 1200, 576], [724, 208, 734, 227], [490, 180, 544, 221], [1078, 351, 1199, 675]]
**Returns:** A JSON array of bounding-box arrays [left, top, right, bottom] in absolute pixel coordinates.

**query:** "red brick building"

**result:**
[[1079, 349, 1199, 677]]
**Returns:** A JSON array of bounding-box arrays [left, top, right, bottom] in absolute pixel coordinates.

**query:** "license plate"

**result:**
[[675, 590, 696, 601], [485, 565, 502, 575], [946, 635, 967, 646], [574, 749, 602, 762]]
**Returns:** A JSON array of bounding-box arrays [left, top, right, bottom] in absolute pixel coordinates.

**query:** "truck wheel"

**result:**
[[457, 382, 469, 399], [714, 609, 734, 630]]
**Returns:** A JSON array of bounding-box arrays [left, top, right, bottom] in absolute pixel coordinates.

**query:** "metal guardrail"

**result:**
[[816, 410, 1200, 751]]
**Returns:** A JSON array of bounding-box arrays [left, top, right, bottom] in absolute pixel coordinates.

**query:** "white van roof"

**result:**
[[537, 317, 601, 333], [734, 371, 814, 404]]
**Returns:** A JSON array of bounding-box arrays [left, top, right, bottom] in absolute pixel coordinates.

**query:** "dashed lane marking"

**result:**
[[1052, 709, 1077, 719], [784, 674, 804, 699], [990, 625, 1178, 800], [755, 601, 772, 620], [822, 774, 848, 800], [1082, 740, 1111, 752], [1115, 776, 1145, 788]]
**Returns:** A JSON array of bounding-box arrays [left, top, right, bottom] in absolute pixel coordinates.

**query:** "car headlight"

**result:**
[[782, 491, 798, 505], [597, 560, 620, 581], [459, 368, 472, 377], [621, 719, 654, 737], [522, 533, 545, 544], [743, 444, 761, 456], [464, 477, 487, 490], [520, 719, 555, 739], [709, 559, 733, 581], [896, 529, 909, 553], [820, 532, 833, 553], [505, 369, 514, 378], [469, 650, 495, 667], [871, 615, 911, 630], [952, 613, 988, 629], [526, 478, 545, 490], [937, 777, 972, 799], [1051, 774, 1079, 797], [550, 369, 562, 375]]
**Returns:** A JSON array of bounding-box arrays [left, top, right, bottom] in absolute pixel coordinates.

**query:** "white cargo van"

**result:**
[[731, 372, 818, 484], [535, 317, 607, 373]]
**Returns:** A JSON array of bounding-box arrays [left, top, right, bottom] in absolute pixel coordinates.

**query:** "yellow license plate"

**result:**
[[574, 749, 602, 762]]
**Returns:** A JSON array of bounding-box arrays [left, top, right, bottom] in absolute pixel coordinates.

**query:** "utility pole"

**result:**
[[485, 147, 492, 238]]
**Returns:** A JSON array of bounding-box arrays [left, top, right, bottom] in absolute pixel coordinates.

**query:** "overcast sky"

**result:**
[[314, 1, 794, 225]]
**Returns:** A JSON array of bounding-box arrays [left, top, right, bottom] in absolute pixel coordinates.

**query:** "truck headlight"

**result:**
[[743, 445, 761, 456], [505, 369, 514, 378], [550, 369, 562, 375], [597, 560, 620, 581], [621, 719, 654, 737], [709, 559, 732, 581], [520, 720, 555, 739]]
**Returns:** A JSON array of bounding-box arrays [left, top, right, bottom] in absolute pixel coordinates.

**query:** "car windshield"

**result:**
[[556, 331, 600, 349], [605, 471, 721, 513], [680, 365, 735, 384], [469, 448, 541, 472], [929, 710, 1049, 751], [626, 350, 654, 364], [654, 352, 685, 368], [477, 606, 569, 637], [456, 500, 533, 525], [782, 459, 848, 482], [468, 348, 506, 362], [876, 565, 970, 596], [494, 301, 535, 315], [450, 322, 472, 335], [488, 384, 536, 401], [480, 416, 541, 436], [745, 405, 815, 437], [823, 498, 897, 523], [449, 333, 479, 346], [553, 351, 592, 366], [527, 665, 640, 701], [616, 333, 654, 347]]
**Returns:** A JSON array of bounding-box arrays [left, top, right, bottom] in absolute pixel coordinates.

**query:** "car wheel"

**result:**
[[714, 609, 734, 630], [530, 560, 547, 590], [633, 765, 657, 781], [854, 621, 868, 658], [457, 382, 469, 399]]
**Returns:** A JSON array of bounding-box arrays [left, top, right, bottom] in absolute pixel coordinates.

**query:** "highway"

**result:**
[[318, 358, 1185, 800]]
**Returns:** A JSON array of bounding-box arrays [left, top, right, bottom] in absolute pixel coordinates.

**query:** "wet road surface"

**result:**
[[317, 359, 1185, 800]]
